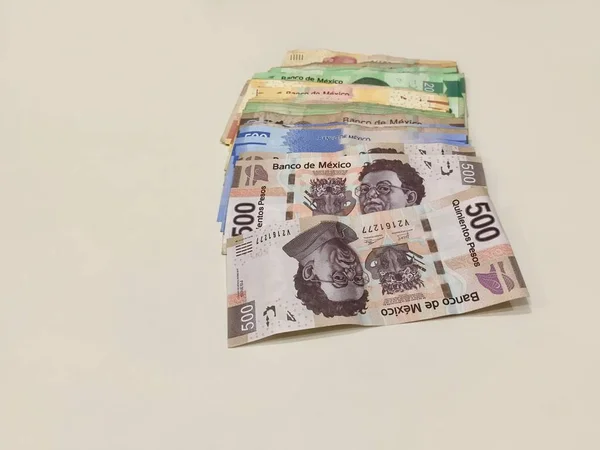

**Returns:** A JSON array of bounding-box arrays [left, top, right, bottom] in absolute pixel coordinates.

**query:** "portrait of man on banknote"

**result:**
[[282, 221, 369, 318], [356, 159, 426, 213]]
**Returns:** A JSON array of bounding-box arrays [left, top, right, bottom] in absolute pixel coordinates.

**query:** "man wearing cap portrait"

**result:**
[[282, 221, 369, 318]]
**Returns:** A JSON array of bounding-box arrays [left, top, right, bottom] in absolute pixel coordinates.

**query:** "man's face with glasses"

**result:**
[[301, 238, 368, 303], [356, 170, 418, 214]]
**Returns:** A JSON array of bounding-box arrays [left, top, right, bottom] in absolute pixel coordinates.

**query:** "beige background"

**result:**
[[1, 1, 599, 449]]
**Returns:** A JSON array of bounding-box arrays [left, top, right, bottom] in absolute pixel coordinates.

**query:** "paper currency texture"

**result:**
[[226, 187, 527, 347], [224, 153, 487, 240], [240, 110, 465, 128], [244, 100, 462, 119], [254, 67, 465, 117], [217, 142, 476, 225], [222, 80, 452, 144], [234, 123, 468, 149], [282, 49, 457, 69]]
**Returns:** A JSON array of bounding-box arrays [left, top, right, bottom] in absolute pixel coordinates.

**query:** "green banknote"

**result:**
[[254, 67, 465, 118], [226, 186, 527, 347]]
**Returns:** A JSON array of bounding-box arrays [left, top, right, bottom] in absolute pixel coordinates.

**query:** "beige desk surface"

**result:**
[[1, 1, 599, 449]]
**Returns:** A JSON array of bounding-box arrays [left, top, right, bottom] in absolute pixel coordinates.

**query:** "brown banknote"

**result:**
[[226, 187, 527, 347], [224, 152, 486, 240]]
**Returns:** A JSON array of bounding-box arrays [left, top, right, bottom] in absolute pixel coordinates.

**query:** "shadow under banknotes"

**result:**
[[234, 298, 531, 348], [245, 324, 365, 348], [467, 297, 531, 317], [230, 297, 531, 348]]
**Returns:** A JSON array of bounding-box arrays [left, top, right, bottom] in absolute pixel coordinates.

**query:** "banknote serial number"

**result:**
[[362, 218, 411, 234], [452, 198, 501, 267]]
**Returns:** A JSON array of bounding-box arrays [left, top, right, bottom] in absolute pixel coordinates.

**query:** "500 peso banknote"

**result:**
[[224, 152, 486, 240], [226, 187, 527, 347], [217, 143, 477, 226]]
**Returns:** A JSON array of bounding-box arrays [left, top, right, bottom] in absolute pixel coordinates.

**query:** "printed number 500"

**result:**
[[231, 203, 256, 236], [465, 201, 500, 242], [240, 304, 255, 331]]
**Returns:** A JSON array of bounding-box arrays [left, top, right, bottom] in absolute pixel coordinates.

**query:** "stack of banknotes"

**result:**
[[217, 49, 528, 348]]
